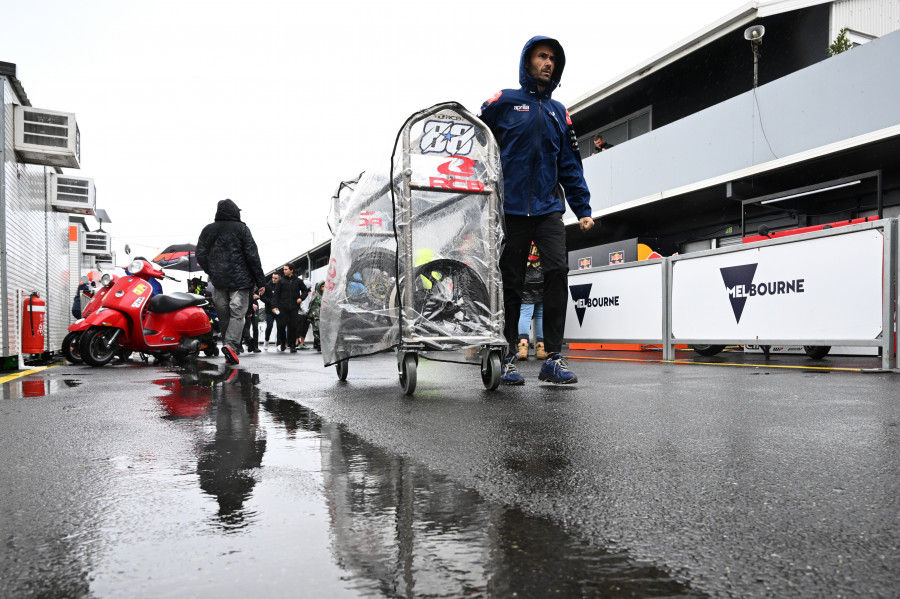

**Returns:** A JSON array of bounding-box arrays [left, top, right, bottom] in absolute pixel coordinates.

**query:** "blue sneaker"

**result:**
[[539, 353, 578, 384], [501, 356, 525, 385]]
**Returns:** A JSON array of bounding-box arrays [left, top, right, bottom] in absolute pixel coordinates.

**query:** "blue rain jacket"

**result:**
[[478, 36, 592, 219]]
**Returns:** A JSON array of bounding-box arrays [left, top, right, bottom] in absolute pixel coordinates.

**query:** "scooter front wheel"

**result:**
[[62, 331, 83, 364], [81, 327, 122, 367]]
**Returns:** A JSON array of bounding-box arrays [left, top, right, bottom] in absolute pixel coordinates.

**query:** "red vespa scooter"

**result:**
[[79, 258, 212, 366], [61, 273, 120, 364]]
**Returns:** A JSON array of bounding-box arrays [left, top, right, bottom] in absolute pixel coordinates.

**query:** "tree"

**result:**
[[828, 28, 853, 56]]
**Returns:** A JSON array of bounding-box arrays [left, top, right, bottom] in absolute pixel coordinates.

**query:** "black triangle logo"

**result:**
[[720, 264, 758, 324], [569, 283, 593, 326]]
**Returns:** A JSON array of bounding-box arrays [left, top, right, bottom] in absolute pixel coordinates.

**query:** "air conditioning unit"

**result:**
[[51, 174, 95, 215], [14, 105, 81, 168], [82, 231, 111, 256]]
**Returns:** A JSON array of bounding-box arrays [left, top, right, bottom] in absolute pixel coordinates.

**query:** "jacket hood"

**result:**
[[519, 36, 566, 96], [214, 199, 242, 222]]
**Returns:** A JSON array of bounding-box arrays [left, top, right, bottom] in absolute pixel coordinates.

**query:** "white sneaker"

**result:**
[[263, 340, 269, 351]]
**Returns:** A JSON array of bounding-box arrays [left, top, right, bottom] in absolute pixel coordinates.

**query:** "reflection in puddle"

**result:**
[[154, 366, 263, 531], [135, 366, 705, 597], [313, 409, 704, 598], [1, 378, 81, 399]]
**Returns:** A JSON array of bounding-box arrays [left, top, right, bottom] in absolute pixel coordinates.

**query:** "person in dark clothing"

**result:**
[[72, 278, 93, 319], [197, 199, 266, 365], [78, 280, 93, 298], [273, 264, 309, 352], [479, 36, 595, 385], [592, 134, 613, 154], [256, 272, 280, 350], [241, 287, 261, 353]]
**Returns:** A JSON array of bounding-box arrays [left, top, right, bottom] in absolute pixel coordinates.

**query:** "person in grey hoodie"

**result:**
[[197, 199, 266, 364]]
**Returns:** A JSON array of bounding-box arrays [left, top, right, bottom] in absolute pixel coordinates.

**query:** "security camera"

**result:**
[[744, 25, 765, 42]]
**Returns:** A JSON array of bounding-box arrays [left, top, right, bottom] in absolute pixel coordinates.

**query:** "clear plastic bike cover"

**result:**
[[326, 173, 363, 237], [391, 102, 506, 360], [320, 102, 505, 367], [321, 170, 400, 366]]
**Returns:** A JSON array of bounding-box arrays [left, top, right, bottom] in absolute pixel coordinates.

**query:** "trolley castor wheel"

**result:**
[[399, 353, 418, 395], [336, 359, 349, 381], [481, 350, 501, 390]]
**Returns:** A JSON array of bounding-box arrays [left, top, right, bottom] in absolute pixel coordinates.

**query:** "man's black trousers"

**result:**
[[500, 212, 568, 356], [264, 311, 277, 342], [276, 308, 299, 349]]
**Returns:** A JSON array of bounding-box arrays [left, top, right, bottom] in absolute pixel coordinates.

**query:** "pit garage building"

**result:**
[[1, 61, 113, 368]]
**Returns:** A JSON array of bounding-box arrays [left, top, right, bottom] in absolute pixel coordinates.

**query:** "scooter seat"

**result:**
[[147, 292, 207, 314]]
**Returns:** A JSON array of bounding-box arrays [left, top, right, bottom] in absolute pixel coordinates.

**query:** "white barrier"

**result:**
[[565, 218, 897, 370], [565, 260, 666, 346]]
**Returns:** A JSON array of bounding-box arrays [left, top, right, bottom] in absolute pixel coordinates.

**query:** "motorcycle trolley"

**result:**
[[321, 171, 400, 379], [320, 102, 507, 394]]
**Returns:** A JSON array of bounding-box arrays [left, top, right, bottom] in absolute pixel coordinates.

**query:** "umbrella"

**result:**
[[153, 243, 201, 272]]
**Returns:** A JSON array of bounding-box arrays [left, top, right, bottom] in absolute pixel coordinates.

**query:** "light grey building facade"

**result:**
[[565, 0, 900, 257], [1, 61, 111, 367]]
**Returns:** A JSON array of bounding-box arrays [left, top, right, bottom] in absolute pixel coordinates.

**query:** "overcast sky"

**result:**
[[2, 0, 747, 273]]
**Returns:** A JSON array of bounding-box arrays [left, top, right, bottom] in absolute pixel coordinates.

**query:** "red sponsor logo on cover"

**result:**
[[359, 211, 383, 227], [429, 156, 485, 192]]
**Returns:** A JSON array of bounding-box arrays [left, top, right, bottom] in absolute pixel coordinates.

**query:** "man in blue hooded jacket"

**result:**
[[479, 36, 595, 385]]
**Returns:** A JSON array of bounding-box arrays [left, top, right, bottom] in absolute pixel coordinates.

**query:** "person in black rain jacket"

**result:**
[[197, 198, 266, 364]]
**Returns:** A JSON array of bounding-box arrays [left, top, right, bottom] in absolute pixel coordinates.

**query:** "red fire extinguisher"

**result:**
[[23, 292, 46, 355]]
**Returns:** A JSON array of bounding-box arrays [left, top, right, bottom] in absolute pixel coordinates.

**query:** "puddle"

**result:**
[[1, 378, 81, 399], [136, 365, 706, 597], [4, 364, 705, 597], [311, 413, 704, 598]]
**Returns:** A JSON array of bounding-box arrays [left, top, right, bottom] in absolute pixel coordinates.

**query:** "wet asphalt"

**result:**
[[1, 346, 898, 598]]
